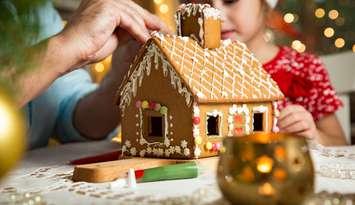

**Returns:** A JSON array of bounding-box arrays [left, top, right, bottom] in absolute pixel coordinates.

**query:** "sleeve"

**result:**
[[303, 55, 343, 121], [53, 69, 99, 143]]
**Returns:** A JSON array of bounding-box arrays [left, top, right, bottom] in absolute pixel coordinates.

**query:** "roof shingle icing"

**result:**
[[151, 33, 284, 103]]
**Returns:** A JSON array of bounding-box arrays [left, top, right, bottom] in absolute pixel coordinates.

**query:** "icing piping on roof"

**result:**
[[119, 43, 193, 115]]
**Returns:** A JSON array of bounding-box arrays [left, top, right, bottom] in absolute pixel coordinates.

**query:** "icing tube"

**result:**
[[134, 162, 198, 183]]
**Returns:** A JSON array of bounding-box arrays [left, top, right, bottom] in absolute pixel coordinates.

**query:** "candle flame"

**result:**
[[256, 155, 273, 173]]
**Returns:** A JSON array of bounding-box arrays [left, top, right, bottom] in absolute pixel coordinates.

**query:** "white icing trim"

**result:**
[[177, 4, 221, 20], [139, 149, 146, 157], [130, 147, 137, 156], [192, 103, 201, 158], [194, 147, 201, 158], [272, 101, 280, 132], [119, 44, 193, 115], [183, 148, 191, 157]]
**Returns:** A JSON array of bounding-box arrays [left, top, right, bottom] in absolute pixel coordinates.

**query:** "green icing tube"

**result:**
[[138, 162, 198, 183]]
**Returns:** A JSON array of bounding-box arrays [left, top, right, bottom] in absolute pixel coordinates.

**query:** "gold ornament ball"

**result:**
[[0, 89, 26, 179]]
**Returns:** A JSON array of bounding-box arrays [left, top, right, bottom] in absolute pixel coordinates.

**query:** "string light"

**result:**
[[323, 27, 335, 38], [153, 0, 163, 4], [283, 13, 295, 23], [159, 4, 169, 14], [334, 38, 345, 48], [0, 103, 12, 136], [328, 9, 339, 20], [291, 40, 306, 53], [315, 8, 325, 18], [94, 63, 105, 73]]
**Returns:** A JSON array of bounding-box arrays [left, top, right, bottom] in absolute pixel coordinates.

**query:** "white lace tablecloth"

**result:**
[[0, 141, 354, 205]]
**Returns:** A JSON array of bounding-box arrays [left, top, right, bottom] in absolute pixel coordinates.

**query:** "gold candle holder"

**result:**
[[217, 133, 314, 205]]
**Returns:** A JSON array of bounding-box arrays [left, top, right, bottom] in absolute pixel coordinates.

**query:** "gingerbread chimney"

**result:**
[[176, 4, 221, 49]]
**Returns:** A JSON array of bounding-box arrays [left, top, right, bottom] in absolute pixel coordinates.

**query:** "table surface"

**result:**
[[1, 141, 355, 205]]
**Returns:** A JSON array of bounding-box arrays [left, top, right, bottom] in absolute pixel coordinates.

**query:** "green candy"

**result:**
[[160, 106, 168, 115]]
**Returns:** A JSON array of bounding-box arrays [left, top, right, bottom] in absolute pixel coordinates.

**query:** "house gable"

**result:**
[[118, 41, 195, 115], [119, 41, 197, 159]]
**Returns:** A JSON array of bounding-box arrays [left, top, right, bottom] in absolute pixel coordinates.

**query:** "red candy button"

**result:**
[[193, 117, 200, 125]]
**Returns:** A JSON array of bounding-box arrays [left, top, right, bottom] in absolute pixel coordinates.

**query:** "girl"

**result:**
[[210, 0, 347, 145]]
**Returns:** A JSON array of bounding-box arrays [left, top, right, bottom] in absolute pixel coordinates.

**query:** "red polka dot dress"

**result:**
[[263, 46, 343, 121]]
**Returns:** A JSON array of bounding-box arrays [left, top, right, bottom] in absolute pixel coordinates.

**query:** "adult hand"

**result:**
[[56, 0, 169, 74], [277, 105, 319, 140]]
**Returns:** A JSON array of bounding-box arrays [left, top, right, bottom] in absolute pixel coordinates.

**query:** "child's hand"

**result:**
[[277, 105, 319, 140]]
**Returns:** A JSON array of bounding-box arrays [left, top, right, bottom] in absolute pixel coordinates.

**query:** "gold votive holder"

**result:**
[[217, 133, 314, 205]]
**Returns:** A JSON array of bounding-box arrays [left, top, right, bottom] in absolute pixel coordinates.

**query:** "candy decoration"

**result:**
[[142, 100, 149, 109], [192, 116, 200, 125], [135, 100, 142, 108], [212, 143, 219, 152], [234, 114, 244, 124], [235, 127, 244, 135], [205, 142, 213, 151], [149, 101, 156, 109], [160, 106, 168, 115], [154, 103, 161, 111], [195, 136, 202, 145], [215, 142, 221, 151]]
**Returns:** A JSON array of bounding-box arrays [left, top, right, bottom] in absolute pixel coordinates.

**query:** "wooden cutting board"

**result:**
[[72, 157, 219, 183]]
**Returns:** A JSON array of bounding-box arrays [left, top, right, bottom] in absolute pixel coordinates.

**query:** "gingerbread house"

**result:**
[[117, 4, 284, 159]]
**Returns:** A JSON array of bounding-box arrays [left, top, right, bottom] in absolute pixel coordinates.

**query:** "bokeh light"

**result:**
[[334, 38, 345, 48], [283, 13, 295, 23], [323, 27, 335, 38], [328, 9, 339, 20], [315, 8, 325, 18]]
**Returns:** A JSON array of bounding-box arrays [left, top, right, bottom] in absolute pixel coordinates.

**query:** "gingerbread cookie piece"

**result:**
[[176, 3, 221, 49]]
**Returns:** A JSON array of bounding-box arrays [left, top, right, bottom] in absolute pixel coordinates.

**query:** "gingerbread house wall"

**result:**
[[193, 102, 275, 158], [121, 47, 196, 159]]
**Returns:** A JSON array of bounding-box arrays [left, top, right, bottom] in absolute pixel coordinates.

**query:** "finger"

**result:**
[[125, 0, 172, 34], [277, 111, 303, 129], [145, 14, 172, 34], [116, 11, 150, 43], [115, 28, 131, 45], [280, 121, 310, 134], [279, 105, 305, 120], [88, 34, 119, 63], [294, 130, 314, 139]]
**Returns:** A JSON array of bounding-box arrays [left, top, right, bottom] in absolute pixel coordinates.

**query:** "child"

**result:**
[[196, 0, 347, 145]]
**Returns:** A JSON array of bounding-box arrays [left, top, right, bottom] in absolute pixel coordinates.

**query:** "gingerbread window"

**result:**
[[143, 110, 166, 142], [253, 113, 264, 132], [206, 114, 221, 136]]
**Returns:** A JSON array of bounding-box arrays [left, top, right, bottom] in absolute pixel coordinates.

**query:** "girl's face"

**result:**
[[212, 0, 266, 43]]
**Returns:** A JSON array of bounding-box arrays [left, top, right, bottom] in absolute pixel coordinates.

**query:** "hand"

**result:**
[[56, 0, 169, 74], [103, 32, 142, 88], [277, 105, 319, 140]]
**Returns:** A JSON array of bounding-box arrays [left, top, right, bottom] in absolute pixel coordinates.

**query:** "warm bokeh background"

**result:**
[[53, 0, 355, 143]]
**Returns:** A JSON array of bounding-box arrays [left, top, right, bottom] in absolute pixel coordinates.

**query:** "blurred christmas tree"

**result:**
[[0, 0, 47, 179], [0, 0, 46, 87], [271, 0, 355, 55]]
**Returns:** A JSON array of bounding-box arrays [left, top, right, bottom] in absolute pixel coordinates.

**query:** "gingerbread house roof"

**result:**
[[118, 32, 284, 109]]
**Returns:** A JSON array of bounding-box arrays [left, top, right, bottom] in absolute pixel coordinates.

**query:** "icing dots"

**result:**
[[160, 106, 168, 115], [204, 141, 221, 152], [181, 140, 188, 148]]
